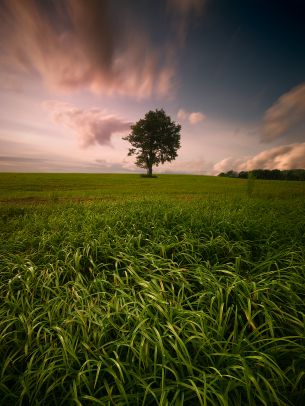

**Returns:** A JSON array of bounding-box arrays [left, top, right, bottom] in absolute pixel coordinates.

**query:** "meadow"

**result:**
[[0, 173, 305, 405]]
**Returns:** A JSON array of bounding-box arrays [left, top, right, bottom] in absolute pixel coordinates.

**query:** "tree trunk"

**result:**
[[147, 164, 153, 177]]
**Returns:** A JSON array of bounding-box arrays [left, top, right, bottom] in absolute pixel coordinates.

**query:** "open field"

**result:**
[[1, 173, 305, 201], [1, 173, 305, 405]]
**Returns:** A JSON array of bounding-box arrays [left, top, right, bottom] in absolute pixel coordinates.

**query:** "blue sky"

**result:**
[[1, 0, 305, 174]]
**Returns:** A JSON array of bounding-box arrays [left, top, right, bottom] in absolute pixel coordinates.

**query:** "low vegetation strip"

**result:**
[[0, 174, 305, 405], [1, 173, 305, 202]]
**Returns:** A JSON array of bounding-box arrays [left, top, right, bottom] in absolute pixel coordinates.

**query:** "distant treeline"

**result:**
[[218, 169, 305, 181]]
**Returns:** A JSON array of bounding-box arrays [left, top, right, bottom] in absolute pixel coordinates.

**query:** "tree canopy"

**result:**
[[123, 109, 181, 176]]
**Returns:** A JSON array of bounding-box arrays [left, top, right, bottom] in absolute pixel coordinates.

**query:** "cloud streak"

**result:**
[[167, 0, 204, 45], [0, 155, 135, 173], [263, 83, 305, 142], [44, 101, 131, 148], [0, 0, 203, 98]]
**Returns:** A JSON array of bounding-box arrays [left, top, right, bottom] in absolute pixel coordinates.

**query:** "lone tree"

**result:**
[[123, 109, 181, 177]]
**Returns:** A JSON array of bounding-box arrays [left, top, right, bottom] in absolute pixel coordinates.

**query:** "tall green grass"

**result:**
[[0, 175, 305, 404]]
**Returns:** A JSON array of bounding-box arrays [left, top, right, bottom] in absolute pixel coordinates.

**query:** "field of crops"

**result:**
[[1, 173, 305, 405]]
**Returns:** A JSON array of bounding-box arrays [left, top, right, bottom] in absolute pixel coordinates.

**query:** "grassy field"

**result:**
[[1, 173, 305, 405], [1, 172, 305, 201]]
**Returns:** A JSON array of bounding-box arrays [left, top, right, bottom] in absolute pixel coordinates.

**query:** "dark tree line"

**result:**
[[218, 169, 305, 181]]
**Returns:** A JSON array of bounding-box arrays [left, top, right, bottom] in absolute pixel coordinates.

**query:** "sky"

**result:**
[[1, 0, 305, 174]]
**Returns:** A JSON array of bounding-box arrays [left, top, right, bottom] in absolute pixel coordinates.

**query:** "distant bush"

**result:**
[[218, 168, 305, 181], [218, 170, 238, 178]]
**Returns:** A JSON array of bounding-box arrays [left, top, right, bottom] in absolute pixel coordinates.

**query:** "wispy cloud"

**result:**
[[177, 109, 206, 124], [44, 101, 131, 148], [213, 142, 305, 173], [263, 83, 305, 142], [167, 0, 204, 45], [161, 157, 208, 174], [0, 0, 203, 98], [0, 155, 135, 173], [189, 112, 206, 124], [0, 156, 45, 163]]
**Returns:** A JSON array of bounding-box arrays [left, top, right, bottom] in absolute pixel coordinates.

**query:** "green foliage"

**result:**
[[123, 109, 181, 176], [219, 168, 305, 181], [1, 174, 305, 404]]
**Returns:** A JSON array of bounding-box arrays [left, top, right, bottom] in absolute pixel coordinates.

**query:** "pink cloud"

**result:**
[[263, 83, 305, 141], [177, 109, 206, 124], [177, 109, 188, 121], [212, 157, 244, 174], [0, 0, 202, 99], [44, 101, 131, 148], [213, 142, 305, 173], [189, 112, 206, 124]]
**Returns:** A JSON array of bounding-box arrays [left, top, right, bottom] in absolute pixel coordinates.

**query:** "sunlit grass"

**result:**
[[0, 173, 304, 201], [0, 175, 305, 404]]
